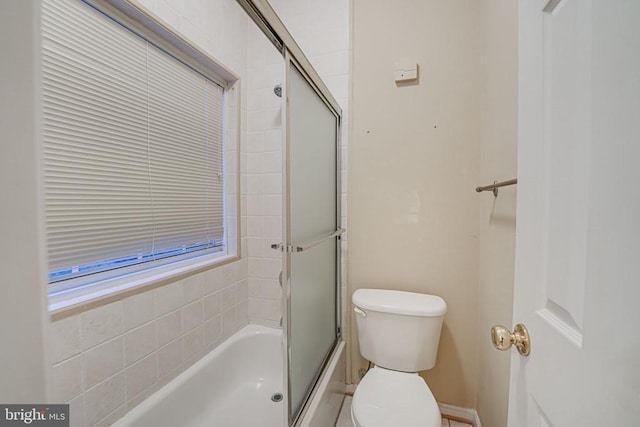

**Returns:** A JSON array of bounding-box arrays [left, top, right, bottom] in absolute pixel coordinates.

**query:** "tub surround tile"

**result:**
[[182, 273, 204, 304], [158, 338, 183, 379], [220, 262, 238, 287], [182, 300, 204, 332], [204, 292, 221, 319], [221, 307, 237, 338], [154, 281, 182, 316], [182, 325, 205, 360], [220, 285, 236, 311], [50, 315, 82, 364], [80, 301, 124, 350], [157, 310, 182, 347], [51, 355, 83, 403], [123, 291, 155, 331], [125, 353, 158, 399], [236, 279, 249, 302], [237, 300, 249, 326], [204, 315, 222, 345], [204, 267, 222, 294], [124, 322, 156, 365], [84, 373, 126, 426], [83, 337, 124, 389]]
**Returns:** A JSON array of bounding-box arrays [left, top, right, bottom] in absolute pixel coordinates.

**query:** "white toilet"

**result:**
[[351, 289, 447, 427]]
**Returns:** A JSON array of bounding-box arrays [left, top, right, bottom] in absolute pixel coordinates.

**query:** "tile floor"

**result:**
[[335, 396, 473, 427]]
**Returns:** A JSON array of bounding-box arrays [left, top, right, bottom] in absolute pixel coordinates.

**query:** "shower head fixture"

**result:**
[[273, 84, 282, 98]]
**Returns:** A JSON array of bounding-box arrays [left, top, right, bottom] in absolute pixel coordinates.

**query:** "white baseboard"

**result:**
[[438, 402, 482, 427]]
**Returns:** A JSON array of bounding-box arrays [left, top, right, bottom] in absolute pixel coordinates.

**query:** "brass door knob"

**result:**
[[491, 323, 531, 356]]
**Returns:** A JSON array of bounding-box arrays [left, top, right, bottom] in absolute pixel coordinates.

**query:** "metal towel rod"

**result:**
[[476, 178, 517, 197]]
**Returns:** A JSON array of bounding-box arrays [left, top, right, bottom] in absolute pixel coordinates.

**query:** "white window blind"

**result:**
[[42, 0, 225, 284]]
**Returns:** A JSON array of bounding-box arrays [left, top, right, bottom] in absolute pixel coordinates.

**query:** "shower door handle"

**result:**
[[293, 228, 345, 253], [270, 228, 345, 253]]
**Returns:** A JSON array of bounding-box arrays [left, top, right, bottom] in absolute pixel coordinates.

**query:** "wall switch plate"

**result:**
[[394, 62, 418, 82]]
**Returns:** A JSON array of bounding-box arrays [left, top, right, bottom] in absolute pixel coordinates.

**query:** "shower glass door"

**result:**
[[285, 59, 341, 423]]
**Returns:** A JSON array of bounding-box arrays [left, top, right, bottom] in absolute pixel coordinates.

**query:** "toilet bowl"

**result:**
[[351, 289, 447, 427], [351, 367, 441, 427]]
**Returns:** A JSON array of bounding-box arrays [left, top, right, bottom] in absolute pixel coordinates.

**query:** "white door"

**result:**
[[508, 0, 640, 425]]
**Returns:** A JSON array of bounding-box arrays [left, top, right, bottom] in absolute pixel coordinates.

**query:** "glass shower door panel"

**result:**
[[288, 64, 338, 417]]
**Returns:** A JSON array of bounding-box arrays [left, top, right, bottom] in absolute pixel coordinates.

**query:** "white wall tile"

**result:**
[[204, 316, 221, 345], [221, 307, 236, 337], [246, 196, 264, 216], [83, 337, 124, 389], [236, 300, 249, 326], [51, 355, 83, 403], [123, 292, 155, 332], [263, 196, 282, 216], [263, 216, 281, 238], [182, 274, 204, 304], [156, 310, 182, 347], [181, 300, 204, 332], [84, 373, 126, 426], [246, 216, 264, 237], [220, 285, 236, 311], [125, 354, 158, 399], [155, 281, 182, 316], [49, 315, 81, 364], [204, 292, 221, 319], [157, 339, 182, 379], [182, 325, 205, 360], [236, 279, 249, 301], [203, 267, 222, 295], [123, 322, 156, 366], [219, 263, 238, 287], [80, 302, 123, 350], [264, 129, 282, 152], [262, 151, 281, 173]]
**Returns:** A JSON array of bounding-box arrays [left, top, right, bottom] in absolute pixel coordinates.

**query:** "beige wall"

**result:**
[[349, 0, 481, 407], [476, 0, 518, 425], [0, 0, 50, 403]]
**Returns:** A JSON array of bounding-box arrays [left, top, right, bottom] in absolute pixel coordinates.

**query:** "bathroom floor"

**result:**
[[335, 396, 473, 427]]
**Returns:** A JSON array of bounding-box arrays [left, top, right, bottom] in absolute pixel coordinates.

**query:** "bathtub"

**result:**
[[113, 324, 346, 427], [114, 325, 284, 427]]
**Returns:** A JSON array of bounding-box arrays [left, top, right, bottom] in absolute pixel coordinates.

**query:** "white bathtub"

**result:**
[[113, 324, 346, 427], [114, 325, 284, 427]]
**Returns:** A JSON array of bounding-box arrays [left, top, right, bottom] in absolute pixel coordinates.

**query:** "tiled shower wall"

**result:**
[[47, 0, 255, 425], [49, 265, 249, 426], [245, 24, 285, 327]]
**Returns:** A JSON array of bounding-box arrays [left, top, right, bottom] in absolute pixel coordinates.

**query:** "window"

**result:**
[[42, 0, 232, 288]]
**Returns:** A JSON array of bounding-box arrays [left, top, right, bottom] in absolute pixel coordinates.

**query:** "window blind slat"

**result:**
[[43, 0, 226, 283]]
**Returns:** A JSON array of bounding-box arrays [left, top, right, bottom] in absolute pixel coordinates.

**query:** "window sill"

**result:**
[[49, 252, 239, 321]]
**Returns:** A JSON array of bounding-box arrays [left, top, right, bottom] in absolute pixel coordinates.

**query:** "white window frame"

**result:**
[[45, 0, 241, 317]]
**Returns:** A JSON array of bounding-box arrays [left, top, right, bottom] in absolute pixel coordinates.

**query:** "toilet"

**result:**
[[351, 289, 447, 427]]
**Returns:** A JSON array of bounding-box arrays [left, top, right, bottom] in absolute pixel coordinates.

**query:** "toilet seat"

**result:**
[[351, 367, 441, 427]]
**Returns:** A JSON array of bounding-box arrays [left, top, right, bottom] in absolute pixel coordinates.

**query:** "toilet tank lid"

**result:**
[[353, 289, 447, 317]]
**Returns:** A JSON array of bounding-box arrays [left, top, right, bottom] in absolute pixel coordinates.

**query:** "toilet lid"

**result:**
[[352, 367, 441, 427]]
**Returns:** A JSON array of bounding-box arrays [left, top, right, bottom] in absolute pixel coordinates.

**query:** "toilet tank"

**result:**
[[353, 289, 447, 372]]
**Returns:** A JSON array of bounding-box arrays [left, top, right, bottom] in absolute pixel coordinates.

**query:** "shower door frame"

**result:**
[[282, 51, 343, 426], [234, 1, 344, 426]]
